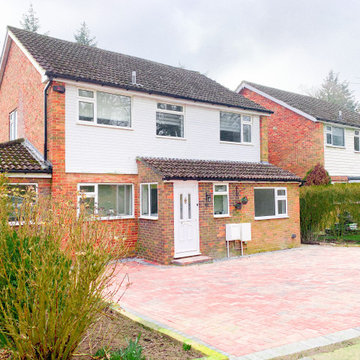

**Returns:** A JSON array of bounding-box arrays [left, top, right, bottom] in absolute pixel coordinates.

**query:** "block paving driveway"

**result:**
[[111, 246, 360, 358]]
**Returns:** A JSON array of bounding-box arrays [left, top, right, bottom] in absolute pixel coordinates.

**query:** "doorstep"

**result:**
[[172, 255, 213, 266]]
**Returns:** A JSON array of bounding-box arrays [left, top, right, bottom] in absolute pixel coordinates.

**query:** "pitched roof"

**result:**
[[0, 139, 52, 173], [6, 27, 270, 114], [242, 81, 360, 127], [138, 157, 301, 182]]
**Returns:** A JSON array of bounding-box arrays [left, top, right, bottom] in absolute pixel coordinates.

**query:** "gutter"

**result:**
[[43, 79, 52, 161]]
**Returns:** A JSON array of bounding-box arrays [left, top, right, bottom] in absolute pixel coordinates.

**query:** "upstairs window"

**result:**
[[254, 188, 287, 219], [9, 110, 17, 141], [355, 130, 360, 152], [220, 112, 252, 143], [156, 103, 184, 138], [78, 89, 131, 128], [326, 125, 344, 147]]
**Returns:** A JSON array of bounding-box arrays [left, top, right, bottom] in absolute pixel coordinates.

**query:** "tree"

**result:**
[[20, 3, 40, 32], [303, 163, 331, 186], [310, 70, 359, 112], [74, 22, 97, 47]]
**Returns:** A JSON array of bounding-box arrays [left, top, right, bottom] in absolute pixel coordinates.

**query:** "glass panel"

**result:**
[[355, 137, 360, 152], [220, 112, 241, 142], [150, 184, 158, 216], [180, 194, 183, 219], [156, 112, 184, 137], [117, 185, 132, 216], [188, 194, 191, 219], [79, 101, 94, 122], [278, 199, 287, 215], [157, 103, 183, 112], [141, 185, 149, 216], [277, 189, 286, 196], [243, 115, 251, 123], [79, 185, 95, 193], [98, 185, 117, 217], [97, 91, 131, 127], [78, 89, 94, 98], [326, 133, 332, 145], [254, 189, 275, 217], [8, 185, 36, 221], [214, 194, 228, 215], [356, 131, 359, 136], [125, 185, 132, 215], [332, 127, 344, 146], [243, 124, 251, 143], [80, 197, 95, 216], [215, 185, 227, 193], [326, 126, 332, 132]]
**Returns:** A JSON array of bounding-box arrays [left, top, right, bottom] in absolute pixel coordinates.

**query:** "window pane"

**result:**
[[156, 112, 184, 137], [80, 197, 95, 216], [215, 185, 227, 192], [254, 189, 275, 217], [79, 89, 94, 98], [188, 194, 191, 219], [8, 185, 36, 221], [79, 101, 94, 122], [243, 115, 251, 123], [278, 199, 287, 215], [277, 189, 286, 196], [355, 137, 360, 151], [80, 185, 95, 193], [141, 185, 149, 215], [243, 124, 252, 143], [150, 184, 158, 216], [98, 185, 117, 217], [214, 194, 228, 215], [118, 185, 132, 216], [157, 103, 183, 112], [332, 127, 344, 146], [326, 133, 332, 144], [97, 92, 131, 127], [180, 194, 183, 220], [220, 112, 241, 142]]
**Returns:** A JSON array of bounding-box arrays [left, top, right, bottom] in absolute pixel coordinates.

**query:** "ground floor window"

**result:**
[[254, 187, 287, 219], [214, 183, 229, 216], [78, 183, 134, 219], [140, 183, 158, 218]]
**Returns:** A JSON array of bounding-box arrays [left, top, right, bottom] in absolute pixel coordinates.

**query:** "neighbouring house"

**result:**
[[0, 27, 301, 264], [238, 81, 360, 183]]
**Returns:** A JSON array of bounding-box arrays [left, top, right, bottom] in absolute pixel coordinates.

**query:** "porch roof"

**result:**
[[138, 157, 301, 183]]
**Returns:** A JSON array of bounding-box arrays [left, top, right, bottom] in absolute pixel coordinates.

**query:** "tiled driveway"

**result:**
[[111, 246, 360, 358]]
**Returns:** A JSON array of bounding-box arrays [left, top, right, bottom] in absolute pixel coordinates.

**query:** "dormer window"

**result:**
[[9, 110, 17, 141], [326, 125, 344, 147]]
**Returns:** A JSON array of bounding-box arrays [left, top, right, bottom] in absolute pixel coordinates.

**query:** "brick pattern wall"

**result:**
[[241, 88, 324, 178], [260, 116, 269, 162], [0, 41, 44, 154]]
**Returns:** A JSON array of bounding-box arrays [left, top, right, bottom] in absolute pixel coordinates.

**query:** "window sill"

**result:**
[[139, 216, 158, 220], [255, 215, 289, 221], [220, 141, 254, 146], [156, 135, 186, 141], [326, 144, 345, 149], [98, 216, 135, 220], [214, 214, 230, 218], [77, 121, 134, 131]]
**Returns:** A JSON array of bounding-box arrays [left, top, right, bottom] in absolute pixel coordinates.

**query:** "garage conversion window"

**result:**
[[140, 183, 158, 219], [78, 89, 131, 127], [254, 187, 287, 220], [156, 103, 184, 138], [220, 111, 252, 143], [213, 184, 229, 217], [355, 130, 360, 152], [325, 125, 344, 147], [78, 183, 134, 219]]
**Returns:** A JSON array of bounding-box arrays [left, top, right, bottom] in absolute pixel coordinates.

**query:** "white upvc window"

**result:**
[[325, 125, 345, 147], [140, 183, 158, 219], [77, 183, 134, 219], [355, 130, 360, 152], [254, 187, 288, 220], [78, 89, 131, 128], [220, 111, 252, 144], [156, 103, 184, 138], [9, 110, 17, 141], [213, 183, 229, 217]]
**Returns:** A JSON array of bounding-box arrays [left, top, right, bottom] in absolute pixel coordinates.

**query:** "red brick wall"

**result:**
[[260, 115, 269, 162], [0, 41, 44, 154], [241, 88, 324, 178]]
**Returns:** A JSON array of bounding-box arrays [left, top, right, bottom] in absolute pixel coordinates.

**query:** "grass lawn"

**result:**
[[318, 232, 360, 244], [312, 341, 360, 359]]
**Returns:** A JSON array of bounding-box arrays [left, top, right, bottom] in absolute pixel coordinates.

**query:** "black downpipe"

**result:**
[[43, 79, 52, 161]]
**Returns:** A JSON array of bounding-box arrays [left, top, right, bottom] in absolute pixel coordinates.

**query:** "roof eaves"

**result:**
[[316, 117, 360, 129], [163, 175, 301, 183]]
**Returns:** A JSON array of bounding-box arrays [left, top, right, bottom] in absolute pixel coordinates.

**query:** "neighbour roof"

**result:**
[[242, 81, 360, 127], [6, 27, 270, 114], [0, 139, 52, 173], [138, 157, 301, 182]]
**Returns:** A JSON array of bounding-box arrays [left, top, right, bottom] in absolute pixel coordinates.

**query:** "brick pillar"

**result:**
[[260, 115, 269, 162]]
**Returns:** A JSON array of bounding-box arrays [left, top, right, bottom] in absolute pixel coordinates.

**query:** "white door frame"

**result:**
[[173, 181, 200, 258]]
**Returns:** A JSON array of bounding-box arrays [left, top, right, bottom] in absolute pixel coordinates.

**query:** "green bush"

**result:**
[[300, 183, 360, 242], [0, 175, 127, 359]]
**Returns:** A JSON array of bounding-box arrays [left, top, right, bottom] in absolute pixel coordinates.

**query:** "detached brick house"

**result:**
[[238, 81, 360, 183], [0, 27, 301, 264]]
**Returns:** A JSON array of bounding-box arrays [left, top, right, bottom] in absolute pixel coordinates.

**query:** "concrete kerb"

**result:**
[[110, 303, 229, 360]]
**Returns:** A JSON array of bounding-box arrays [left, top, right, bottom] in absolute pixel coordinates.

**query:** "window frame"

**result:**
[[155, 102, 185, 139], [219, 111, 253, 145], [77, 183, 135, 219], [77, 88, 132, 129], [9, 109, 18, 141], [325, 125, 345, 148], [254, 187, 288, 220], [140, 183, 158, 220], [213, 183, 230, 218], [355, 130, 360, 152]]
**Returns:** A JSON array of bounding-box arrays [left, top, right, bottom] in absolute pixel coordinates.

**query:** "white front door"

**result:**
[[173, 181, 200, 258]]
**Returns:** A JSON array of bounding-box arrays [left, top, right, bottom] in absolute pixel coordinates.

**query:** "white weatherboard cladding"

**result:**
[[324, 126, 360, 177], [65, 84, 260, 174]]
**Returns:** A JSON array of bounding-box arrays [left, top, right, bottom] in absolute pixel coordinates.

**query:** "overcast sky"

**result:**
[[1, 0, 360, 98]]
